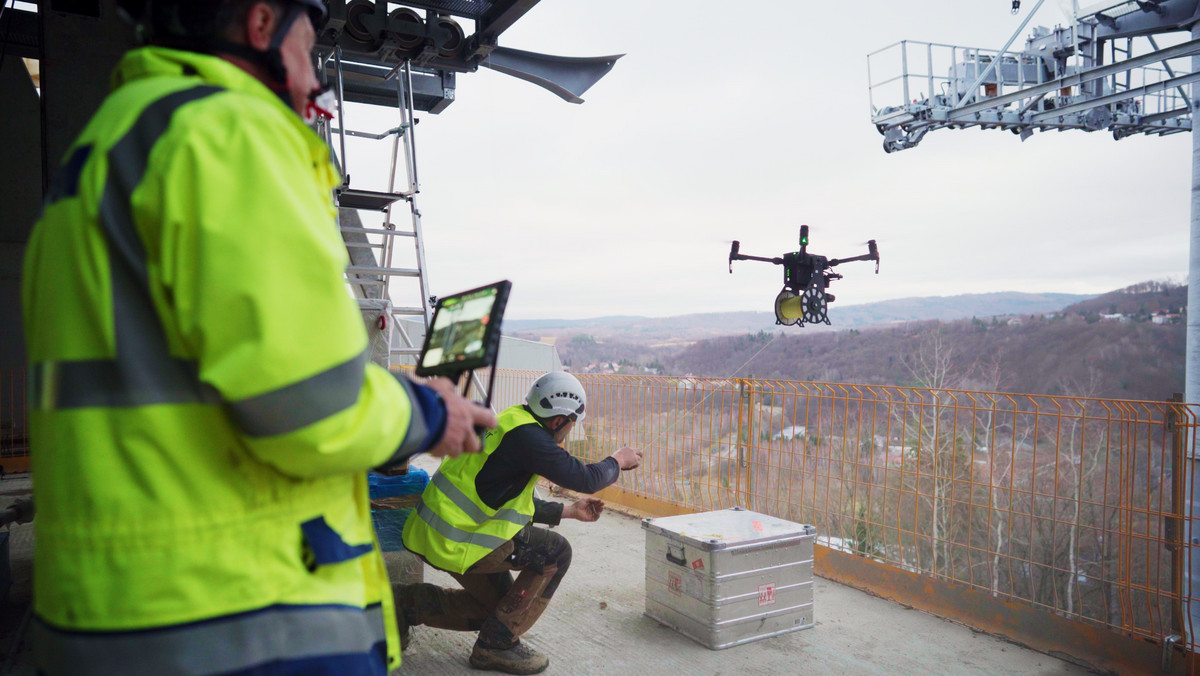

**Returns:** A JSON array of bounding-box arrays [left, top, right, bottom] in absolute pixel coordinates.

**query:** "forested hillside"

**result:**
[[662, 315, 1184, 401], [550, 281, 1187, 402], [1060, 280, 1185, 318]]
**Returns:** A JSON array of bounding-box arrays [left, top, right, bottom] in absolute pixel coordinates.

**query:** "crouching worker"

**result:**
[[399, 371, 642, 674]]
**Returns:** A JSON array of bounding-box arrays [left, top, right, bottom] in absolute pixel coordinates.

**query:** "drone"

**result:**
[[728, 226, 880, 327]]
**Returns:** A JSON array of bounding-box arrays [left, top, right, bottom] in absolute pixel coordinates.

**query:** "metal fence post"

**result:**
[[1168, 394, 1185, 644]]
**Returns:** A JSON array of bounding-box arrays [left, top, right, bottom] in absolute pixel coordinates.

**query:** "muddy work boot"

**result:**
[[397, 609, 411, 652], [469, 641, 549, 674], [391, 588, 412, 652]]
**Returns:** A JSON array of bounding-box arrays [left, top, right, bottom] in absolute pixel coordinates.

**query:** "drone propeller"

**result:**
[[853, 236, 890, 247], [850, 239, 882, 273]]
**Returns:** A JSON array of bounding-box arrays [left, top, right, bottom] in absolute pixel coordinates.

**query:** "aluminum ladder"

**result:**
[[318, 48, 432, 369]]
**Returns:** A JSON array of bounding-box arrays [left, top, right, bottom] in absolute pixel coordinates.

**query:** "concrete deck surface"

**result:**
[[0, 470, 1092, 675], [396, 496, 1090, 676]]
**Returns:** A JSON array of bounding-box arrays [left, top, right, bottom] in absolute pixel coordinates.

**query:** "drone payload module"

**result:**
[[728, 226, 880, 327]]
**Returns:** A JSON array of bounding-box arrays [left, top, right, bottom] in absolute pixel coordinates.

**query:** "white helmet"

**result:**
[[526, 372, 587, 422]]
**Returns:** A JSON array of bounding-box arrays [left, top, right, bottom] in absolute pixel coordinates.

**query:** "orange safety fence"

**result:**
[[7, 359, 1195, 656], [482, 370, 1197, 658]]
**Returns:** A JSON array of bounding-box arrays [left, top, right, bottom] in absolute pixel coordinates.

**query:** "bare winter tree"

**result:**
[[898, 326, 959, 576], [1056, 368, 1103, 616]]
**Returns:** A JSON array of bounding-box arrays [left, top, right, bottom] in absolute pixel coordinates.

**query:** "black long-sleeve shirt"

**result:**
[[475, 409, 620, 526]]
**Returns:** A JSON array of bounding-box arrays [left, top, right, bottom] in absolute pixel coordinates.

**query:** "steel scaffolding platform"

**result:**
[[868, 0, 1198, 152]]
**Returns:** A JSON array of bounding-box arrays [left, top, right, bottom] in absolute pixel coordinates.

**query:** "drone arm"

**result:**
[[827, 253, 874, 266], [728, 240, 783, 272], [827, 241, 881, 273], [733, 253, 783, 264]]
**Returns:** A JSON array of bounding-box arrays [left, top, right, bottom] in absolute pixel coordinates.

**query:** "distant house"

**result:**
[[772, 425, 806, 441], [884, 446, 909, 465], [1043, 312, 1058, 320], [1100, 313, 1127, 322], [1152, 312, 1180, 325], [1006, 317, 1022, 327]]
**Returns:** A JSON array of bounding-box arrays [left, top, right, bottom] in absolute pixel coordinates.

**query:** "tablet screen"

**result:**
[[416, 281, 510, 378]]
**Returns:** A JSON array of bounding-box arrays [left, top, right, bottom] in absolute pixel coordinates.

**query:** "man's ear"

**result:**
[[241, 1, 277, 50], [546, 415, 568, 433]]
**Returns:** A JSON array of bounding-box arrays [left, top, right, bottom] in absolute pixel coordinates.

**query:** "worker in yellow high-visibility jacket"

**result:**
[[400, 372, 643, 674], [21, 1, 495, 674]]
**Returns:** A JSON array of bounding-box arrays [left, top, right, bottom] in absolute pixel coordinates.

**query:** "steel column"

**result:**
[[1186, 17, 1200, 655]]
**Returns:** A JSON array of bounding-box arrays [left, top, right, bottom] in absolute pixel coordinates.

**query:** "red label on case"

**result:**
[[758, 583, 776, 606], [668, 572, 683, 595]]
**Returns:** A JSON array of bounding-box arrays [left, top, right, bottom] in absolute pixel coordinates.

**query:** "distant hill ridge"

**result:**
[[554, 281, 1186, 401], [506, 290, 1096, 342], [1060, 280, 1185, 318]]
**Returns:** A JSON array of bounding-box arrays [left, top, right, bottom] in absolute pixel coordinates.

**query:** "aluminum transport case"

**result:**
[[642, 507, 815, 650]]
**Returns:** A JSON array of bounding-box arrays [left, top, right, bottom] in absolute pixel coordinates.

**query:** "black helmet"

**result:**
[[118, 0, 328, 45], [278, 0, 327, 29], [118, 0, 328, 86]]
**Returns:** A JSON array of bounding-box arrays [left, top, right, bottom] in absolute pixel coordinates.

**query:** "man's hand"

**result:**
[[562, 496, 604, 522], [611, 446, 643, 471], [424, 377, 498, 458]]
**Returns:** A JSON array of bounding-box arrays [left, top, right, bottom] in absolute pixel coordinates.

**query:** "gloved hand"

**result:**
[[0, 496, 34, 527], [563, 496, 604, 522]]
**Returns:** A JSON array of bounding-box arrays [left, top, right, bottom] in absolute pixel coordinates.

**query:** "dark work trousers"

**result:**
[[398, 524, 573, 649]]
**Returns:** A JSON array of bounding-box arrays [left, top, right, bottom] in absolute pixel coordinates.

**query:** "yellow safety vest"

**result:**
[[23, 47, 423, 674], [402, 405, 539, 574]]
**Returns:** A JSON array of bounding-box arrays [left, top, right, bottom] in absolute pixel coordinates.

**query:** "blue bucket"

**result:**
[[368, 468, 429, 500], [369, 469, 429, 552]]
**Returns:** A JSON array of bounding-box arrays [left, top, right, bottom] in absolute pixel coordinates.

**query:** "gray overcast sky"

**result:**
[[340, 0, 1191, 320]]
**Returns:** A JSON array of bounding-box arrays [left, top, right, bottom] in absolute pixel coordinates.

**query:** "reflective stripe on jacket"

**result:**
[[402, 405, 539, 574], [22, 47, 420, 674]]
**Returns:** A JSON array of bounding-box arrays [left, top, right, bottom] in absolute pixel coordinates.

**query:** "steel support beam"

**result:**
[[1185, 18, 1200, 651], [948, 37, 1200, 120], [1030, 68, 1200, 119]]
